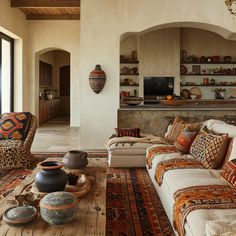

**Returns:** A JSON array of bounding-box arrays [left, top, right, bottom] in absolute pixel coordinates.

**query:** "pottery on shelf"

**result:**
[[40, 191, 77, 225], [89, 64, 106, 94], [63, 150, 88, 169], [35, 161, 67, 193]]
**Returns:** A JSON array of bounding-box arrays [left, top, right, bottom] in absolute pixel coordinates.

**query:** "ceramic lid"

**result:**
[[40, 191, 77, 210], [3, 206, 37, 226]]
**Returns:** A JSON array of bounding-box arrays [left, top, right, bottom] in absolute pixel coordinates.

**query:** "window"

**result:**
[[0, 33, 14, 113]]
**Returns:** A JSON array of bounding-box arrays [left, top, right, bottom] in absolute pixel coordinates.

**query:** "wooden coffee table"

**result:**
[[0, 158, 107, 236]]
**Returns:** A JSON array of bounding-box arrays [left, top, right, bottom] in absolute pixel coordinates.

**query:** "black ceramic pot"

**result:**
[[63, 150, 88, 169], [35, 161, 67, 193]]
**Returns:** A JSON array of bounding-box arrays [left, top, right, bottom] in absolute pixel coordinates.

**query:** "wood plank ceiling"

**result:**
[[10, 0, 80, 20]]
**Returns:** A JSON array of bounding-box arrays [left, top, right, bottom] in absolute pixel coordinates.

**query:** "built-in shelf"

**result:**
[[120, 73, 139, 76], [180, 84, 236, 87], [120, 61, 139, 64], [181, 62, 236, 65], [181, 74, 236, 76], [120, 84, 139, 86]]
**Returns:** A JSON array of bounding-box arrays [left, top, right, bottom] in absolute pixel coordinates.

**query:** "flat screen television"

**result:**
[[144, 77, 174, 97]]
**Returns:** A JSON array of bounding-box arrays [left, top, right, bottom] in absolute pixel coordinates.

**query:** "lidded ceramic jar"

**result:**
[[35, 161, 67, 193], [63, 150, 88, 169], [40, 191, 77, 225]]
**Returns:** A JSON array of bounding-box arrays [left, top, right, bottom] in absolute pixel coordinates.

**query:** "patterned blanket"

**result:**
[[146, 145, 177, 169], [173, 185, 236, 236], [105, 134, 169, 149], [155, 158, 205, 186]]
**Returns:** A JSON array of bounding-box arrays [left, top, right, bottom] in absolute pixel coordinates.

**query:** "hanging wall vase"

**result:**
[[89, 64, 106, 94]]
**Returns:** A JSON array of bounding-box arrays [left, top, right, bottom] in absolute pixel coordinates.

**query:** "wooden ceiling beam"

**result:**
[[11, 0, 80, 8], [26, 14, 80, 20]]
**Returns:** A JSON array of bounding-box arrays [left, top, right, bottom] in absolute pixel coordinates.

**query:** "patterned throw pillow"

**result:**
[[189, 126, 228, 169], [115, 128, 141, 137], [174, 128, 198, 154], [221, 159, 236, 188], [166, 117, 201, 143], [0, 112, 32, 141]]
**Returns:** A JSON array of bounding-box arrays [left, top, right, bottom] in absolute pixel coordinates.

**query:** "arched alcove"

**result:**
[[120, 22, 236, 103]]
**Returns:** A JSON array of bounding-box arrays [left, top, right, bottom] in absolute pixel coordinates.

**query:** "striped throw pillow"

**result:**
[[115, 128, 141, 137], [166, 117, 201, 143]]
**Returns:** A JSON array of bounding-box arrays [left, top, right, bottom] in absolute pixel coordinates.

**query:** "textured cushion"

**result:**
[[221, 159, 236, 188], [0, 112, 32, 141], [166, 117, 201, 143], [190, 127, 228, 169], [174, 128, 198, 154], [115, 128, 140, 137], [0, 139, 30, 169]]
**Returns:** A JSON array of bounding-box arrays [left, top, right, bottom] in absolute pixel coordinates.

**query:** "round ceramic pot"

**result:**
[[35, 161, 67, 193], [40, 191, 77, 225], [63, 150, 88, 169], [89, 64, 106, 94]]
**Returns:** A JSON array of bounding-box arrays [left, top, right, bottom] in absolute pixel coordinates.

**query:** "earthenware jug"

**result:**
[[89, 64, 106, 94], [63, 150, 88, 169], [35, 161, 67, 193]]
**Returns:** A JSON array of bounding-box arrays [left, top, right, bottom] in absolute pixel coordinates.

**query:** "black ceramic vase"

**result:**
[[63, 150, 88, 169], [35, 161, 67, 193]]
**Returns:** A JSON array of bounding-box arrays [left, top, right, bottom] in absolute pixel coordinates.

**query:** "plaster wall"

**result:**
[[139, 28, 180, 96], [80, 0, 236, 149], [0, 0, 28, 112], [28, 20, 80, 126]]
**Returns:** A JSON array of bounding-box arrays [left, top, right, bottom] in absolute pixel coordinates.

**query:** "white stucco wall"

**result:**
[[79, 0, 236, 149], [0, 0, 28, 112], [139, 28, 180, 96], [28, 20, 80, 126]]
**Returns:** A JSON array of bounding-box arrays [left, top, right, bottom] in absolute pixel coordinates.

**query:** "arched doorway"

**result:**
[[38, 50, 70, 125]]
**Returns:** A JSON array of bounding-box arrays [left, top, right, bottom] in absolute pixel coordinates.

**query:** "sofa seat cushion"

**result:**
[[108, 142, 155, 155], [164, 168, 225, 197], [149, 152, 236, 236], [206, 220, 236, 236], [0, 139, 30, 169], [187, 209, 236, 236]]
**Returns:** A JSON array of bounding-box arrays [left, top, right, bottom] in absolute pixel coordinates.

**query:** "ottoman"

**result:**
[[107, 142, 155, 167]]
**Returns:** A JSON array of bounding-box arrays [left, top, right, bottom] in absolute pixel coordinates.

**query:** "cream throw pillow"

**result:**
[[206, 221, 236, 236]]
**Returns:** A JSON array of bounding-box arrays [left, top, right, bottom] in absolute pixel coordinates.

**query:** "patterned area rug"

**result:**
[[107, 168, 174, 236], [0, 153, 174, 236]]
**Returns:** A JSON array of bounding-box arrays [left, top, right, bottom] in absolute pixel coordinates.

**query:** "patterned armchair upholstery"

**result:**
[[0, 113, 37, 170]]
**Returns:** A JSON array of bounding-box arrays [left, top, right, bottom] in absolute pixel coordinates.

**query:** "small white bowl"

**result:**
[[190, 95, 197, 100]]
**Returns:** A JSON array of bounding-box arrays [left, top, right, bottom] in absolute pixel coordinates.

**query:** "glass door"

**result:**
[[0, 33, 14, 113]]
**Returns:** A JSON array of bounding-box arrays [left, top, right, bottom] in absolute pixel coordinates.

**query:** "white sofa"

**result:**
[[146, 119, 236, 236]]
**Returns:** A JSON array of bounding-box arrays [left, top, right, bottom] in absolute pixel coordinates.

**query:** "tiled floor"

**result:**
[[31, 116, 80, 152]]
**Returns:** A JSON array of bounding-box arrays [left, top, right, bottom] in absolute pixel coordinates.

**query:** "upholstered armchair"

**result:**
[[0, 113, 37, 169]]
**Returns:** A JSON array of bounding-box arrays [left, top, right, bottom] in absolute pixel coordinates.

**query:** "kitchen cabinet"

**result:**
[[39, 98, 61, 124]]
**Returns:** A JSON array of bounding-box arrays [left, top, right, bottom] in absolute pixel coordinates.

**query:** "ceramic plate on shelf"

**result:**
[[190, 87, 202, 99]]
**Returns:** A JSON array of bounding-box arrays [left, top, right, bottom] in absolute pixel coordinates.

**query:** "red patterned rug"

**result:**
[[0, 153, 174, 236], [106, 168, 174, 236]]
